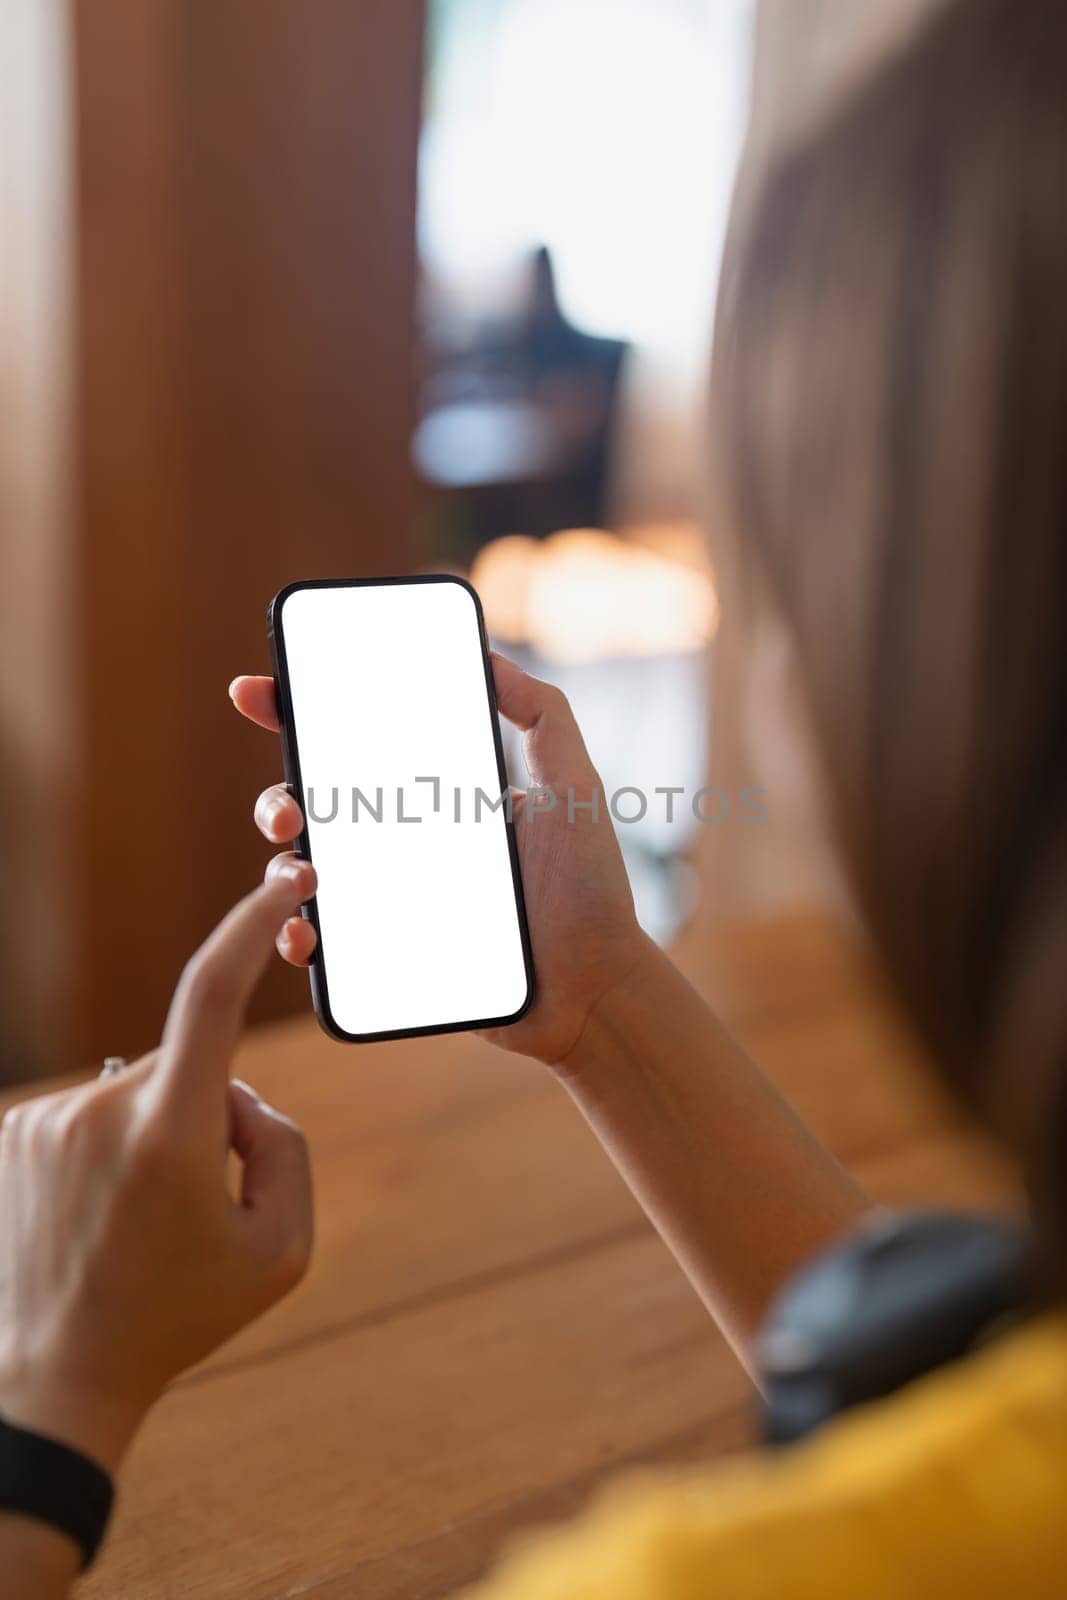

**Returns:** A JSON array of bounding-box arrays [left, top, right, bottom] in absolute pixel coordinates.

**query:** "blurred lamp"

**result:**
[[471, 525, 717, 663]]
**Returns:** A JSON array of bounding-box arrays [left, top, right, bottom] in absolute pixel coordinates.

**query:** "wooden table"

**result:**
[[6, 913, 1020, 1598]]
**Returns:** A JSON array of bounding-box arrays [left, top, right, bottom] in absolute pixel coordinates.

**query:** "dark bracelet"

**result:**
[[0, 1413, 115, 1571], [758, 1210, 1031, 1445]]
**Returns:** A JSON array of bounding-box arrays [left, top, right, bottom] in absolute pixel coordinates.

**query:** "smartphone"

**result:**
[[267, 576, 534, 1043]]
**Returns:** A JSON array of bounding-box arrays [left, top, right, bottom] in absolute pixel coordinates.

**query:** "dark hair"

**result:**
[[716, 0, 1067, 1269]]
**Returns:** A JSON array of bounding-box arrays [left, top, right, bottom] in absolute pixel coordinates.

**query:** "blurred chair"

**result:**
[[416, 247, 628, 557]]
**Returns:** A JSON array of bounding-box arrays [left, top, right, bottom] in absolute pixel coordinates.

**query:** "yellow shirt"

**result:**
[[465, 1316, 1067, 1599]]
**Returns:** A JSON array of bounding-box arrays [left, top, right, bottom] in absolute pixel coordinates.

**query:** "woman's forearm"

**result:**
[[557, 935, 872, 1373]]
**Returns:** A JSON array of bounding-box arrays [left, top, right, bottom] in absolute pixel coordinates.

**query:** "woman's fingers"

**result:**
[[278, 916, 317, 967], [231, 680, 312, 971], [490, 652, 597, 792], [227, 1080, 312, 1284], [265, 856, 318, 964], [255, 783, 304, 843], [157, 869, 316, 1120], [229, 675, 280, 733]]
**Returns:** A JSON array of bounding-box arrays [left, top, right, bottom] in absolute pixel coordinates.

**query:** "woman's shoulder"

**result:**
[[464, 1315, 1067, 1600]]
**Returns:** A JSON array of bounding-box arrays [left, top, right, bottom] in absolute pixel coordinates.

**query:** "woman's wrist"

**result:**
[[0, 1364, 147, 1478], [551, 932, 686, 1088], [0, 1512, 82, 1597], [548, 931, 870, 1361]]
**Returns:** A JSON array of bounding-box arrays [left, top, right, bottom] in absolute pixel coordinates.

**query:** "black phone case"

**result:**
[[267, 574, 536, 1044]]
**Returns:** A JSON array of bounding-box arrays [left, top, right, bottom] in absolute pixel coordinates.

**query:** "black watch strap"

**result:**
[[758, 1210, 1030, 1445], [0, 1413, 115, 1571]]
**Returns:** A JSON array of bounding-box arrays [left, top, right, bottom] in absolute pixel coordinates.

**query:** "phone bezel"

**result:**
[[267, 574, 536, 1044]]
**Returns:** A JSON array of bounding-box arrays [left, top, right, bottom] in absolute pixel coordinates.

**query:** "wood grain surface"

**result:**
[[0, 912, 1020, 1598]]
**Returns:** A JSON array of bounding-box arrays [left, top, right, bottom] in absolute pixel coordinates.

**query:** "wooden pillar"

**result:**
[[1, 1, 425, 1075], [0, 0, 80, 1075]]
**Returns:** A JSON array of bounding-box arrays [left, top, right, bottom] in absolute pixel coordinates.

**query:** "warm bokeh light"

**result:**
[[629, 520, 714, 575], [470, 525, 718, 664], [465, 535, 541, 643]]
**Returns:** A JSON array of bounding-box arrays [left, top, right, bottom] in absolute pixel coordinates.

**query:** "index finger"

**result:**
[[156, 865, 316, 1115], [229, 675, 280, 732]]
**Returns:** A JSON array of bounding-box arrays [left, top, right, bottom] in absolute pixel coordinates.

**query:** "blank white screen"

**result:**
[[277, 580, 531, 1038]]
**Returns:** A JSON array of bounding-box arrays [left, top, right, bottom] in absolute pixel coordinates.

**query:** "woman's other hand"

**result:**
[[230, 654, 651, 1068], [0, 865, 317, 1477]]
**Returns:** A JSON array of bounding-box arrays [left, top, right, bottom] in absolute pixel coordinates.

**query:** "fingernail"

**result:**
[[257, 791, 288, 835], [279, 860, 316, 895], [228, 678, 241, 701], [231, 1078, 262, 1103]]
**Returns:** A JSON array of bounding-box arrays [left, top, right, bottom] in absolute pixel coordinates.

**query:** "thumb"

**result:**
[[228, 1080, 313, 1282], [491, 653, 597, 793]]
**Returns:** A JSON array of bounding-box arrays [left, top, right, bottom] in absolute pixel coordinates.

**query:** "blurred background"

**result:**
[[1, 0, 941, 1080]]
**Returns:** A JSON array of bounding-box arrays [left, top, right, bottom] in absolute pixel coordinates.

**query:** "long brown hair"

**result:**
[[716, 0, 1067, 1267]]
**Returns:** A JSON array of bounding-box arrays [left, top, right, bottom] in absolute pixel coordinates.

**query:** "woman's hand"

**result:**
[[0, 864, 317, 1479], [229, 654, 651, 1067], [229, 660, 869, 1367]]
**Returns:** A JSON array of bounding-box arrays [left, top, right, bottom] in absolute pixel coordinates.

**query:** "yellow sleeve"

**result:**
[[460, 1320, 1067, 1600]]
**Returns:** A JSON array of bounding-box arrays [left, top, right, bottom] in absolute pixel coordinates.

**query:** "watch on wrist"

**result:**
[[0, 1413, 115, 1571], [758, 1209, 1031, 1445]]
